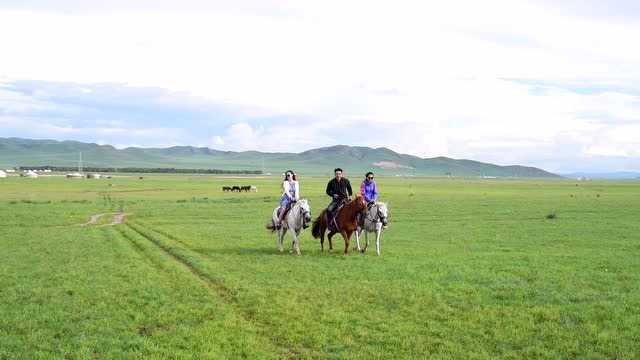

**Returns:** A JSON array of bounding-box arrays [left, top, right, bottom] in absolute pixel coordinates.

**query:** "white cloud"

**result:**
[[224, 123, 262, 151], [214, 121, 334, 152], [585, 145, 629, 158], [210, 135, 225, 146], [0, 114, 189, 147], [0, 1, 639, 171]]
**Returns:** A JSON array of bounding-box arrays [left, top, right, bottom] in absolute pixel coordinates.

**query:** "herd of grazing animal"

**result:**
[[222, 185, 257, 192]]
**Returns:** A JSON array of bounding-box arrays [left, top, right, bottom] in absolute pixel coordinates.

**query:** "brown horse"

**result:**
[[311, 196, 367, 255]]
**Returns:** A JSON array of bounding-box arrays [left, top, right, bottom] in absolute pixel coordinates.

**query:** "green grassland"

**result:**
[[1, 175, 639, 359]]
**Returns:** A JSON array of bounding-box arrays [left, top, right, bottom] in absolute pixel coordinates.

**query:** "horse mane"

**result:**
[[340, 196, 366, 217]]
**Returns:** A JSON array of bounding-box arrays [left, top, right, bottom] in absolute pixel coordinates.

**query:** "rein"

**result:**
[[299, 205, 309, 226], [291, 200, 310, 227], [342, 199, 364, 218]]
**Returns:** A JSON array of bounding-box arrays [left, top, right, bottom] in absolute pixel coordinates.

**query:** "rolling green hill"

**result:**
[[0, 137, 559, 177]]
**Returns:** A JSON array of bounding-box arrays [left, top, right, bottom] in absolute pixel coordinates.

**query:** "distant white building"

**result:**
[[5, 169, 16, 173], [25, 171, 38, 178], [87, 173, 101, 179], [0, 170, 6, 178], [66, 172, 84, 179]]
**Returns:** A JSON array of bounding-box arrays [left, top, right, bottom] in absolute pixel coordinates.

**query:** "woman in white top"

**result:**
[[276, 170, 300, 227]]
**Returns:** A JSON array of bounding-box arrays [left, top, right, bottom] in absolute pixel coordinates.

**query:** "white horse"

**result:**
[[267, 199, 312, 255], [354, 202, 389, 256]]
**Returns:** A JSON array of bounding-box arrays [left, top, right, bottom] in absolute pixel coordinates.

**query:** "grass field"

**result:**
[[1, 175, 639, 359]]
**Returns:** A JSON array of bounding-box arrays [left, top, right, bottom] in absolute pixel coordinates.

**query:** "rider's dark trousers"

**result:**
[[327, 199, 341, 218]]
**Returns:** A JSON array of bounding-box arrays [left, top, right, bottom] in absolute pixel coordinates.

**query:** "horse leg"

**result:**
[[364, 229, 369, 253], [355, 227, 362, 253], [342, 230, 352, 255], [280, 228, 288, 253], [319, 220, 327, 253], [276, 228, 283, 252], [291, 229, 301, 256], [327, 231, 336, 252], [375, 222, 383, 256]]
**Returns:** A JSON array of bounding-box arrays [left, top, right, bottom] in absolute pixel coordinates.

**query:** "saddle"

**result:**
[[326, 202, 346, 232], [275, 205, 291, 229], [357, 201, 376, 227]]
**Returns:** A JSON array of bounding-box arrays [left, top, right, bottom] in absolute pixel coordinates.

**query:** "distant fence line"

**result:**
[[18, 166, 263, 175]]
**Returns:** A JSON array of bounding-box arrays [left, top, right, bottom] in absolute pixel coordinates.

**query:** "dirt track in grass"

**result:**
[[82, 213, 129, 226]]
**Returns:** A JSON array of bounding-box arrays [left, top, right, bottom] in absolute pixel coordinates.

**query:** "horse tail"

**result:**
[[311, 211, 325, 239]]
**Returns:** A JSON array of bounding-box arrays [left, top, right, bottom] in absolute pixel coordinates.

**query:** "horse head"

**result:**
[[297, 199, 312, 227], [355, 195, 367, 214], [376, 202, 389, 227]]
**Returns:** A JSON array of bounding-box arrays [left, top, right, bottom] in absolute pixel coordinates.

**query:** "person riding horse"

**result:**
[[325, 168, 353, 223], [360, 171, 378, 205], [359, 171, 379, 224], [276, 170, 300, 229]]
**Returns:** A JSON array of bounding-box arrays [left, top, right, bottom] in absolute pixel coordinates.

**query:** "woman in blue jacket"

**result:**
[[360, 171, 378, 205]]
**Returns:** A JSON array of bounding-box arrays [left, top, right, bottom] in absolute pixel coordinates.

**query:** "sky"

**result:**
[[0, 0, 639, 173]]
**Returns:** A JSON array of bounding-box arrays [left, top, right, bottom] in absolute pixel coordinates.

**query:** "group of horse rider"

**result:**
[[275, 167, 379, 229]]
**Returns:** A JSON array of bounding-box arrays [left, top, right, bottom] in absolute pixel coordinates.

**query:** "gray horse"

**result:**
[[354, 202, 389, 256], [266, 199, 312, 255]]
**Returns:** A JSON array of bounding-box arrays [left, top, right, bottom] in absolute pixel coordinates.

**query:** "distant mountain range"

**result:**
[[562, 172, 640, 180], [0, 137, 560, 177]]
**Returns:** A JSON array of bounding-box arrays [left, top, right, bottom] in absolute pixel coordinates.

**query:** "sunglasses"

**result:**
[[367, 176, 374, 180]]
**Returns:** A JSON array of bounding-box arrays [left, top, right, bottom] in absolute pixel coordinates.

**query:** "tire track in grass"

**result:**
[[108, 225, 284, 358], [131, 220, 272, 269], [127, 220, 267, 296], [124, 222, 236, 303], [109, 226, 168, 274], [123, 222, 303, 359], [130, 221, 193, 251]]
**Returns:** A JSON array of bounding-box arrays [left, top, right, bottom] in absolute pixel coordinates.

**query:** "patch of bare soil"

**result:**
[[82, 213, 105, 226], [110, 212, 128, 225], [82, 212, 130, 227]]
